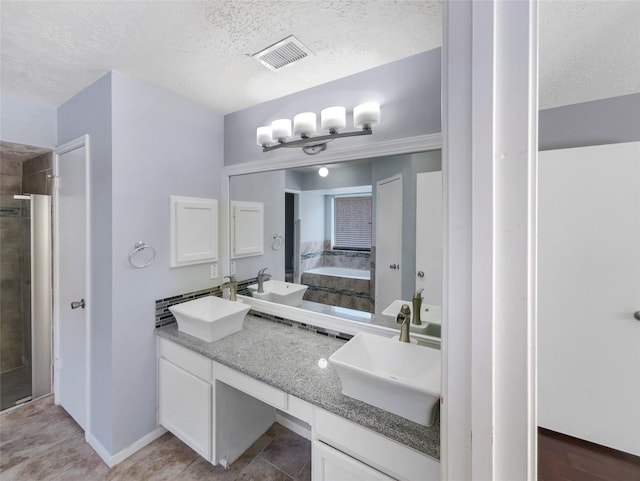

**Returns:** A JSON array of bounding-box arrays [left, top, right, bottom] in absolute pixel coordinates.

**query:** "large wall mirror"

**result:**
[[228, 149, 442, 341]]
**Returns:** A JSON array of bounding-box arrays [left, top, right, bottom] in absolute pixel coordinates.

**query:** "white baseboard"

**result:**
[[276, 412, 311, 441], [86, 426, 167, 468]]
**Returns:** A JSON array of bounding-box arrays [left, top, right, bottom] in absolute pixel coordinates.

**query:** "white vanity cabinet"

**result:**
[[157, 336, 440, 479], [313, 409, 440, 481], [158, 342, 213, 460], [313, 441, 396, 481]]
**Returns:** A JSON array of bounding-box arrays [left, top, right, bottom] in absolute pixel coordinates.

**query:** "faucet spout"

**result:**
[[256, 268, 272, 294], [396, 304, 412, 343], [223, 275, 237, 301], [412, 288, 424, 325]]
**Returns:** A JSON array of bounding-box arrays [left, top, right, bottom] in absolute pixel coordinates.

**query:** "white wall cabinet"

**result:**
[[170, 195, 218, 267], [158, 358, 211, 459], [231, 201, 264, 258]]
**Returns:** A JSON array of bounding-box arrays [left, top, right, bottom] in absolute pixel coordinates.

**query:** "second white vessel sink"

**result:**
[[329, 332, 441, 426], [169, 296, 250, 342], [247, 280, 308, 307], [382, 300, 442, 335]]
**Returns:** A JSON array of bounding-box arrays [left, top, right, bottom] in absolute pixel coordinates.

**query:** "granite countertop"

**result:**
[[155, 315, 440, 460]]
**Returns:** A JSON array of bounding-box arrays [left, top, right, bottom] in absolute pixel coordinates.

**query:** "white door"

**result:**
[[54, 137, 89, 430], [538, 142, 640, 456], [375, 175, 402, 315], [416, 171, 443, 307]]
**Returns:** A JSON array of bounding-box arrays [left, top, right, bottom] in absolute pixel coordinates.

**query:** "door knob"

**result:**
[[71, 299, 85, 310], [634, 311, 640, 321], [389, 264, 398, 270], [417, 271, 425, 278]]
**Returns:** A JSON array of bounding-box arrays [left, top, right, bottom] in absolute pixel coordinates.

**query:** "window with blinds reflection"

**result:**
[[333, 195, 372, 250]]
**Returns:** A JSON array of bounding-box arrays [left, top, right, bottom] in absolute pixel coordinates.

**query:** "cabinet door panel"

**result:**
[[159, 358, 211, 460], [312, 441, 396, 481]]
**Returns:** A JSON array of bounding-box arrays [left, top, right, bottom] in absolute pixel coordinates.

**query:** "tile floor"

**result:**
[[0, 395, 311, 481]]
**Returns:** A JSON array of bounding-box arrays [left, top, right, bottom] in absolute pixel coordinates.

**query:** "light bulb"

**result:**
[[271, 119, 292, 142], [256, 126, 273, 146], [293, 112, 317, 137], [353, 102, 380, 129], [320, 106, 346, 133], [318, 167, 329, 177]]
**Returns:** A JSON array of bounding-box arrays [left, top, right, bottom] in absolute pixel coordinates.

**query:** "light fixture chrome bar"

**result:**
[[262, 128, 372, 154]]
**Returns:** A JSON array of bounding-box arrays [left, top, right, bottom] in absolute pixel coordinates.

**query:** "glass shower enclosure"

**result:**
[[0, 193, 52, 410]]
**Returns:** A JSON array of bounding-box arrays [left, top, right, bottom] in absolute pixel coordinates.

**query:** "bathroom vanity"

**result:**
[[155, 315, 440, 481]]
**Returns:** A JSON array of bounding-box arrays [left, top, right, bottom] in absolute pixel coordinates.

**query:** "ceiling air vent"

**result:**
[[252, 35, 313, 71]]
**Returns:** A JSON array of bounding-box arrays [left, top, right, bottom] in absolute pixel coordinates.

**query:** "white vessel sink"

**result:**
[[169, 296, 250, 342], [329, 332, 441, 426], [247, 280, 308, 307], [382, 299, 441, 335]]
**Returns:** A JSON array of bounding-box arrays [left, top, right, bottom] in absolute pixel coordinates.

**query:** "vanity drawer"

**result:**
[[214, 362, 288, 410], [158, 338, 212, 381]]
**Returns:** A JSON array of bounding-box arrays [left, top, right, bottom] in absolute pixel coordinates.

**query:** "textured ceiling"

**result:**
[[0, 1, 440, 114], [0, 1, 638, 115], [539, 0, 640, 109]]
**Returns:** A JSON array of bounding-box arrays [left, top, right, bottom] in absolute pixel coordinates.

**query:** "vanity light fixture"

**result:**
[[256, 102, 381, 155]]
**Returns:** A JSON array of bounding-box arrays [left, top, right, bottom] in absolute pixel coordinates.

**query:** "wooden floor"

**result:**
[[0, 395, 311, 481], [538, 427, 640, 481]]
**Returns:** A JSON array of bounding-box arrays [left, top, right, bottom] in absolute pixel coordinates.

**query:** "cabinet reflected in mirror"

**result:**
[[229, 150, 442, 336]]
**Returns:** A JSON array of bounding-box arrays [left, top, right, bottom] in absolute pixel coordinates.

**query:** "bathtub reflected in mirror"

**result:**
[[228, 150, 442, 337]]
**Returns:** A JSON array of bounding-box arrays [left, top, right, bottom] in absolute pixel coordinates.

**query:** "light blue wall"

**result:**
[[1, 92, 57, 148], [110, 71, 224, 453], [539, 93, 640, 150], [57, 72, 114, 451], [300, 163, 372, 191], [58, 71, 224, 455], [299, 191, 326, 243], [224, 49, 442, 166]]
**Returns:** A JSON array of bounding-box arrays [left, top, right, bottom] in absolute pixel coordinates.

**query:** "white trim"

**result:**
[[224, 133, 442, 177], [440, 3, 473, 478], [53, 135, 91, 436], [470, 2, 496, 477], [86, 426, 167, 468], [442, 1, 538, 479]]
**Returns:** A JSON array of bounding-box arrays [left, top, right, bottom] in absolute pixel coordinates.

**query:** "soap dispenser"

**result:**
[[412, 288, 424, 325]]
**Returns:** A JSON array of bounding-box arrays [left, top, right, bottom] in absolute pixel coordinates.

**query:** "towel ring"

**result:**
[[271, 234, 283, 251], [128, 241, 156, 268]]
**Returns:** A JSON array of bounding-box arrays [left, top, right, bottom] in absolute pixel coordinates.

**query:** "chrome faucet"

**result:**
[[257, 268, 272, 293], [222, 275, 238, 301], [396, 304, 412, 343]]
